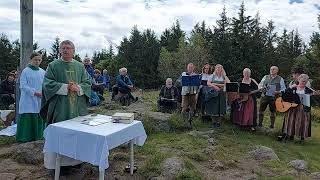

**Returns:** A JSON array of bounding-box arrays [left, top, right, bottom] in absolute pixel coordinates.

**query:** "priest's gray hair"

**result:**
[[243, 68, 251, 74], [60, 40, 75, 50], [298, 74, 309, 81]]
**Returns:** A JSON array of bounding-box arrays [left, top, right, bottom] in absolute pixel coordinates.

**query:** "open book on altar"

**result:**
[[70, 114, 112, 126], [181, 74, 201, 86]]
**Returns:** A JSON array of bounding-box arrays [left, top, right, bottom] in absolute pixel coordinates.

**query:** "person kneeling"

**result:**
[[158, 78, 179, 113]]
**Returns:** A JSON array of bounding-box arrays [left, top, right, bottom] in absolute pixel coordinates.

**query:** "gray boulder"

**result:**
[[0, 173, 17, 180], [143, 112, 171, 132], [249, 146, 279, 161], [162, 157, 185, 179], [11, 140, 44, 165], [288, 160, 308, 171], [311, 172, 320, 179]]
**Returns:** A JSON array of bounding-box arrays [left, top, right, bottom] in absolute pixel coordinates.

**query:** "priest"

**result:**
[[41, 40, 91, 174], [41, 40, 91, 124]]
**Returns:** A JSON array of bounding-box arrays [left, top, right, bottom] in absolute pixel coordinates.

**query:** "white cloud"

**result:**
[[0, 0, 319, 58]]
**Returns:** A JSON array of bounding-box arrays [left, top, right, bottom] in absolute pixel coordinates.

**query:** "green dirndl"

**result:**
[[204, 79, 226, 116], [16, 113, 45, 142]]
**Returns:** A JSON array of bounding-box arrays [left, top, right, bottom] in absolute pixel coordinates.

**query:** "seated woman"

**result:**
[[115, 67, 138, 103], [231, 68, 259, 131], [197, 63, 212, 119], [278, 74, 313, 143], [0, 72, 15, 109], [206, 64, 230, 128], [158, 78, 179, 113]]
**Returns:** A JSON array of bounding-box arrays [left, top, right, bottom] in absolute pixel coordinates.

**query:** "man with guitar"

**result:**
[[258, 66, 286, 129]]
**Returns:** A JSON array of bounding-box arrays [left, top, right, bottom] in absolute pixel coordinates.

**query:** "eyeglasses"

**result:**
[[61, 47, 74, 50]]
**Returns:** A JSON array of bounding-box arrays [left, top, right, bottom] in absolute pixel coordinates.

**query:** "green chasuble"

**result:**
[[41, 59, 91, 124]]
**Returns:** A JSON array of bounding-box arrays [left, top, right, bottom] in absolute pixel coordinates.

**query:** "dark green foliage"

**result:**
[[117, 26, 161, 89], [0, 34, 18, 80]]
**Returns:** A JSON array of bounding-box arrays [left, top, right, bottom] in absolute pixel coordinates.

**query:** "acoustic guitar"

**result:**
[[275, 97, 298, 113], [275, 89, 320, 113], [239, 88, 266, 102]]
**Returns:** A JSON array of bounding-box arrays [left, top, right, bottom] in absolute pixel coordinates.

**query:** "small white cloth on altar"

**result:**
[[43, 115, 147, 170]]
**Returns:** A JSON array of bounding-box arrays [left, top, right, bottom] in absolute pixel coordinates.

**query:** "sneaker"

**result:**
[[125, 164, 138, 173]]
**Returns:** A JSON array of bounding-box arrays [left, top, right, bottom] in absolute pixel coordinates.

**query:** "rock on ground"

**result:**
[[161, 157, 185, 180], [207, 160, 224, 170], [311, 172, 320, 179], [11, 140, 44, 165], [143, 112, 171, 132], [288, 160, 308, 171], [249, 146, 279, 161], [188, 130, 215, 139], [0, 173, 17, 180]]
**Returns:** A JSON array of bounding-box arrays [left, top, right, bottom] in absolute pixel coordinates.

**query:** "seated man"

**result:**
[[158, 78, 179, 113], [115, 67, 138, 103], [0, 72, 15, 109]]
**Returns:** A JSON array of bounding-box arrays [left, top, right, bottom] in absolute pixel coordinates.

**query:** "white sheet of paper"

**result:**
[[298, 94, 310, 107], [266, 85, 276, 97]]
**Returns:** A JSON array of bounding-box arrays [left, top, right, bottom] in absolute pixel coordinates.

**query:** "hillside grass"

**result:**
[[0, 90, 319, 179]]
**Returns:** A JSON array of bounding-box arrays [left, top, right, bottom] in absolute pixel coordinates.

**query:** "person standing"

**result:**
[[258, 66, 286, 128], [16, 52, 46, 142], [41, 40, 91, 172], [231, 68, 259, 131], [181, 63, 199, 122], [278, 74, 313, 143], [206, 64, 230, 128], [41, 40, 91, 124]]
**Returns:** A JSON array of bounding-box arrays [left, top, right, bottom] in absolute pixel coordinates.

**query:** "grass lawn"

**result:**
[[1, 90, 319, 179]]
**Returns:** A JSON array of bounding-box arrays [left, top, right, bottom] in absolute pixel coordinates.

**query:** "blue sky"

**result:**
[[289, 0, 304, 4], [0, 0, 319, 57]]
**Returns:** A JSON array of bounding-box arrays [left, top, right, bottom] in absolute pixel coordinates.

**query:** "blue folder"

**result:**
[[181, 75, 201, 86]]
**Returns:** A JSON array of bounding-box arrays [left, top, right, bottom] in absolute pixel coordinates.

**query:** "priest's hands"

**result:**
[[68, 81, 80, 93]]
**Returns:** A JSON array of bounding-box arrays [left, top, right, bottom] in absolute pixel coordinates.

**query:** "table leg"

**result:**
[[99, 167, 105, 180], [54, 154, 61, 180], [129, 139, 134, 175]]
